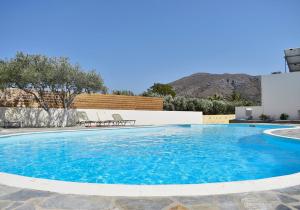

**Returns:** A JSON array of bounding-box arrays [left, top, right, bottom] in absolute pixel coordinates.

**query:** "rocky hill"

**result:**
[[169, 73, 261, 103]]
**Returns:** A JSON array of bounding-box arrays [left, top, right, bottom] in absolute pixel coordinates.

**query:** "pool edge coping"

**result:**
[[0, 125, 300, 197]]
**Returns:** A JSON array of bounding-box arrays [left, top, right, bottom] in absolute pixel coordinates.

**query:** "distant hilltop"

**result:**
[[169, 73, 261, 103]]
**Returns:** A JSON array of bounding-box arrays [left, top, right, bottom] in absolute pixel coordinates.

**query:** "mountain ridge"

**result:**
[[169, 72, 261, 103]]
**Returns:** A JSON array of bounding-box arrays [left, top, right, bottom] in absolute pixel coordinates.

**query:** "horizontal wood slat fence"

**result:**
[[0, 89, 163, 111]]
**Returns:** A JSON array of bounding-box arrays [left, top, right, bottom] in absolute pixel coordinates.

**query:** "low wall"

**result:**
[[235, 106, 263, 120], [0, 107, 203, 127], [77, 109, 203, 125], [203, 115, 235, 124], [0, 107, 77, 127]]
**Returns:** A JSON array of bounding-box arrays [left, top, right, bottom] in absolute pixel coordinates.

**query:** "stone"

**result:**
[[0, 189, 53, 201], [41, 194, 114, 210], [188, 204, 218, 210], [0, 185, 20, 197], [275, 204, 292, 210], [14, 202, 37, 210], [276, 186, 300, 195], [168, 204, 189, 210], [0, 200, 12, 209], [277, 194, 299, 203], [115, 198, 173, 210], [5, 201, 24, 210], [240, 194, 274, 210], [173, 196, 216, 206]]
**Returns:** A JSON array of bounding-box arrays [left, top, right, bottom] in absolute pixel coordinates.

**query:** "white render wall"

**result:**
[[0, 107, 203, 127], [77, 109, 203, 125], [235, 106, 263, 120], [235, 72, 300, 120], [261, 72, 300, 120]]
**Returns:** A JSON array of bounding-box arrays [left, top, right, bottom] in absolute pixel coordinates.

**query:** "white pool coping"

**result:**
[[0, 125, 300, 197]]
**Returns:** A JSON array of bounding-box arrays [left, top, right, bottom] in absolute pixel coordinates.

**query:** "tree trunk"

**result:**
[[61, 108, 68, 127], [47, 110, 52, 127]]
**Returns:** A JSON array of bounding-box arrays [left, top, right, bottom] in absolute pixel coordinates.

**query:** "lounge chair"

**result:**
[[112, 114, 136, 126], [96, 113, 114, 127], [76, 111, 100, 127]]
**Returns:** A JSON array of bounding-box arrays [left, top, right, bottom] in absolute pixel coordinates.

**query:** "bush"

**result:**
[[259, 114, 270, 121], [280, 113, 289, 120], [162, 95, 253, 115], [112, 90, 134, 96]]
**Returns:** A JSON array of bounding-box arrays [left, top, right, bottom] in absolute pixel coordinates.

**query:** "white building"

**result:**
[[236, 70, 300, 120]]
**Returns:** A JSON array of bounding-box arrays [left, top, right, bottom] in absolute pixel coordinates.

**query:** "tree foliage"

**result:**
[[142, 83, 176, 97], [0, 52, 106, 126], [163, 95, 254, 114], [112, 90, 134, 96]]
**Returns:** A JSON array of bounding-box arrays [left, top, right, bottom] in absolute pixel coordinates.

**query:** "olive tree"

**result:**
[[1, 52, 106, 127], [112, 90, 134, 96]]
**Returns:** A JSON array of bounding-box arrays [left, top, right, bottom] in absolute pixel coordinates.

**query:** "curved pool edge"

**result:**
[[1, 124, 300, 197], [264, 126, 300, 140], [1, 172, 300, 197]]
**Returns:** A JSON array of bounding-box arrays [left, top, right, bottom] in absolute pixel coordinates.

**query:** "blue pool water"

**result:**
[[0, 124, 300, 185]]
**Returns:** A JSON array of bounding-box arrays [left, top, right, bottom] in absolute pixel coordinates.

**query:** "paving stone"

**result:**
[[0, 200, 12, 209], [173, 196, 216, 206], [255, 192, 280, 202], [115, 197, 173, 210], [41, 194, 114, 210], [275, 204, 292, 210], [188, 204, 219, 210], [0, 185, 20, 196], [0, 189, 53, 202], [212, 195, 241, 210], [240, 194, 275, 210], [277, 194, 299, 203], [293, 205, 300, 210], [5, 201, 24, 210], [14, 202, 38, 210], [168, 204, 190, 210], [13, 197, 46, 210], [276, 187, 300, 195], [0, 184, 300, 210]]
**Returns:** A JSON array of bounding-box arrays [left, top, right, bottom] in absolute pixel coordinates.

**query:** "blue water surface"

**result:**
[[0, 124, 300, 184]]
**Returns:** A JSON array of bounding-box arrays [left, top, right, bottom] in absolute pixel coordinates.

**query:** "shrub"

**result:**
[[280, 113, 289, 120], [259, 114, 270, 121], [162, 95, 255, 115], [112, 90, 134, 96]]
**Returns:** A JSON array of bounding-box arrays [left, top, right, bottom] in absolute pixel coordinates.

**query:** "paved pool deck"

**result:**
[[0, 126, 300, 210]]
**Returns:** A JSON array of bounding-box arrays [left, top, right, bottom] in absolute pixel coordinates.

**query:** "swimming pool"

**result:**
[[0, 124, 299, 185]]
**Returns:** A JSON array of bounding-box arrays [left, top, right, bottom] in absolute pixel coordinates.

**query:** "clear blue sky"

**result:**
[[1, 0, 299, 93]]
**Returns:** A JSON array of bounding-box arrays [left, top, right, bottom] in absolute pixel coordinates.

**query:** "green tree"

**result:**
[[112, 90, 134, 96], [143, 83, 176, 97], [229, 91, 242, 101], [1, 52, 106, 127], [208, 93, 223, 100]]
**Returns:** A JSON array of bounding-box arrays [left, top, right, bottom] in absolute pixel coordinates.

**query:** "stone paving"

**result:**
[[2, 184, 300, 210], [272, 128, 300, 139], [0, 126, 300, 210]]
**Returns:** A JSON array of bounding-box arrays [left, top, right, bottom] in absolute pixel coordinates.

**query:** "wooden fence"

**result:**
[[0, 89, 163, 111], [73, 94, 163, 110]]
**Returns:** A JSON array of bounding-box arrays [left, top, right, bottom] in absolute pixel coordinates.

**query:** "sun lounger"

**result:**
[[112, 114, 136, 126], [96, 113, 114, 127]]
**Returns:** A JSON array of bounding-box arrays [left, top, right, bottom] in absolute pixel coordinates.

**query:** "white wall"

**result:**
[[0, 107, 77, 127], [261, 72, 300, 120], [77, 109, 203, 125], [0, 107, 203, 127], [235, 72, 300, 120], [235, 106, 263, 120]]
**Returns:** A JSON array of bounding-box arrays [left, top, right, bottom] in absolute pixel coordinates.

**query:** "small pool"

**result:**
[[0, 124, 299, 185]]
